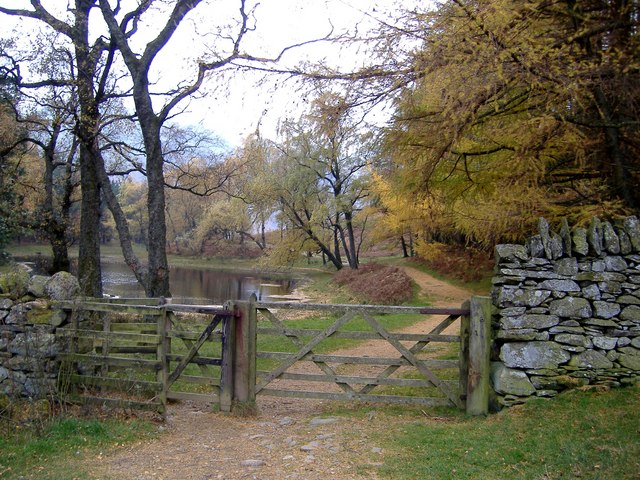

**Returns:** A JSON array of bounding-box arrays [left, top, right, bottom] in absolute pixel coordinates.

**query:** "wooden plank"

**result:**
[[56, 328, 160, 344], [167, 331, 222, 342], [100, 298, 164, 306], [166, 315, 224, 387], [257, 302, 469, 316], [256, 351, 458, 368], [467, 296, 492, 416], [157, 309, 169, 408], [247, 295, 257, 402], [59, 353, 161, 370], [107, 346, 157, 354], [361, 311, 463, 408], [62, 297, 165, 306], [257, 327, 459, 342], [68, 374, 162, 393], [358, 313, 461, 395], [66, 395, 163, 412], [170, 319, 220, 377], [174, 375, 221, 386], [165, 304, 229, 315], [233, 298, 252, 403], [101, 313, 111, 377], [257, 388, 453, 407], [55, 302, 164, 315], [167, 391, 219, 402], [220, 312, 234, 412], [111, 323, 159, 331], [255, 310, 356, 393], [259, 308, 356, 396], [166, 354, 222, 366], [459, 300, 471, 405], [256, 371, 460, 388]]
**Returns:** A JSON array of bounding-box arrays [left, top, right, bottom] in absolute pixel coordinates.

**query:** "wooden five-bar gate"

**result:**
[[54, 295, 492, 415]]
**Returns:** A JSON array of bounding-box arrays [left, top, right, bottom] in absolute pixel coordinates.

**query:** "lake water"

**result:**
[[101, 262, 296, 303]]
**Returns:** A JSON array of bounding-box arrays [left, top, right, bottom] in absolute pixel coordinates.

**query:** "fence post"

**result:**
[[459, 300, 470, 406], [156, 307, 169, 413], [232, 294, 257, 408], [466, 296, 492, 415], [220, 302, 235, 413]]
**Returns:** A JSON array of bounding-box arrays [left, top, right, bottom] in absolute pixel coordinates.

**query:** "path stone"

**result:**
[[300, 441, 320, 451], [309, 417, 340, 426], [240, 459, 266, 467]]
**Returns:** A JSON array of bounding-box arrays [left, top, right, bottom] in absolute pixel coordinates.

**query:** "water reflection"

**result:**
[[101, 263, 294, 303]]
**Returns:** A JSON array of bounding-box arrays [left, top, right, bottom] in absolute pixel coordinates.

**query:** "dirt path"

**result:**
[[86, 269, 472, 480], [399, 266, 473, 308]]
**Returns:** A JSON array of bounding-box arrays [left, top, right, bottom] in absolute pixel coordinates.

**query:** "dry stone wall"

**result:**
[[0, 269, 78, 399], [491, 216, 640, 407]]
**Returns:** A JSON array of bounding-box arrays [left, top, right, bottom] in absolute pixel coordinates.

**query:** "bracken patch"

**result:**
[[334, 263, 413, 304]]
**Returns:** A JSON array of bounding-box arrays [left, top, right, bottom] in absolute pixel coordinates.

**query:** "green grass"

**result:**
[[0, 417, 157, 479], [361, 385, 640, 480]]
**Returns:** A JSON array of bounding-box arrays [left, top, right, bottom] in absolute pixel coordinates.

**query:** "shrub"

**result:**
[[334, 263, 413, 305]]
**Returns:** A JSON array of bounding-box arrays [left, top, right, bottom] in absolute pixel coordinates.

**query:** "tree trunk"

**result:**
[[42, 120, 71, 273], [144, 127, 171, 297], [343, 210, 359, 269], [594, 86, 637, 208], [96, 152, 148, 292], [333, 214, 343, 265], [74, 0, 103, 297], [400, 235, 409, 258], [77, 145, 102, 297]]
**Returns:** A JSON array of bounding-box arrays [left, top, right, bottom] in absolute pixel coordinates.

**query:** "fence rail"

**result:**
[[52, 295, 492, 415]]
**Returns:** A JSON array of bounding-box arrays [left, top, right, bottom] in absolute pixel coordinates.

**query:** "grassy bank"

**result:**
[[0, 416, 157, 479], [360, 385, 639, 479]]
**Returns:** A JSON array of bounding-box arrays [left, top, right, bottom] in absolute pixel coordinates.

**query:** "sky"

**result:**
[[146, 0, 413, 146], [2, 0, 419, 147]]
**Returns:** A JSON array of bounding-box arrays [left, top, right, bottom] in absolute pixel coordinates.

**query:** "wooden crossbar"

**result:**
[[257, 309, 356, 395], [255, 310, 355, 393], [166, 314, 225, 388], [361, 312, 462, 408], [358, 314, 460, 395]]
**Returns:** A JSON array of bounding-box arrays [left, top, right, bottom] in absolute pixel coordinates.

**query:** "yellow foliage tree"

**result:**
[[377, 0, 638, 249]]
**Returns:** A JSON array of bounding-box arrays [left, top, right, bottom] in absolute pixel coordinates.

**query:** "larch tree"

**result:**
[[377, 0, 639, 248]]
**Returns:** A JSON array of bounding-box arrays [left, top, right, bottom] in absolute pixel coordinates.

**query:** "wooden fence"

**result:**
[[54, 295, 492, 415], [55, 298, 237, 413]]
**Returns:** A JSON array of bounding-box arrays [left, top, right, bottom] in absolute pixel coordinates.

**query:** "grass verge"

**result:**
[[0, 416, 157, 479], [361, 385, 639, 479]]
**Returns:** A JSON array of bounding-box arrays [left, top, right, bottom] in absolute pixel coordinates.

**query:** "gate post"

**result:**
[[459, 300, 470, 406], [232, 294, 257, 408], [220, 306, 235, 413], [156, 307, 169, 412], [466, 296, 492, 415]]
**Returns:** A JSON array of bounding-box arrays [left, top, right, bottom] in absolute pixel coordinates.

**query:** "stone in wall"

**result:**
[[500, 342, 570, 369], [491, 363, 535, 396], [44, 272, 79, 300], [0, 269, 74, 400], [490, 215, 640, 409], [0, 266, 30, 299]]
